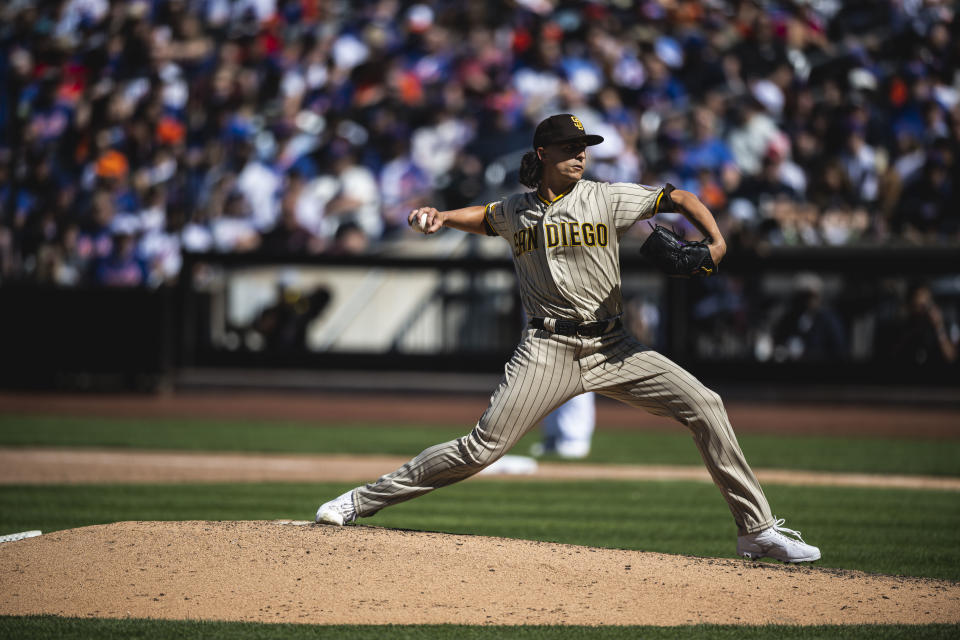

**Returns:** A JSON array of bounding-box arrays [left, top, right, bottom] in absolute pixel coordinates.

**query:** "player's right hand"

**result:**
[[408, 207, 444, 234]]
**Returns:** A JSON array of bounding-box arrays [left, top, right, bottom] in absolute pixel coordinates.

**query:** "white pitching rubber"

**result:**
[[0, 530, 42, 543]]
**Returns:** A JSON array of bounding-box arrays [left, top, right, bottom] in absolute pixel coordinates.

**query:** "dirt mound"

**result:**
[[2, 521, 958, 626]]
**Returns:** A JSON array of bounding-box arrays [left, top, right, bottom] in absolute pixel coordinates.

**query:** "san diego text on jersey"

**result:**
[[513, 222, 610, 257]]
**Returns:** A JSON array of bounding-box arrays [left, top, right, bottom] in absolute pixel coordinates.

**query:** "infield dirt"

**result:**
[[2, 391, 959, 438], [2, 520, 959, 626]]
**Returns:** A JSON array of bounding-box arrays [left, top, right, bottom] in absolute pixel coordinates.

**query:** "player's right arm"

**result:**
[[408, 205, 495, 236]]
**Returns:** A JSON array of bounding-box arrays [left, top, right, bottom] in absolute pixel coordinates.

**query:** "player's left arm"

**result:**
[[669, 189, 727, 265]]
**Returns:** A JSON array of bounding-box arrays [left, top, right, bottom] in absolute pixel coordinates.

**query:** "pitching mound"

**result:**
[[2, 521, 958, 626]]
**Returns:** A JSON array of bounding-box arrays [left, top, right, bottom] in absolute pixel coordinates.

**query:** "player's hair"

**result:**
[[518, 151, 543, 188]]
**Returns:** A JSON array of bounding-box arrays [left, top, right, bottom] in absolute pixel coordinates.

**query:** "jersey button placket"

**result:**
[[543, 203, 563, 292], [545, 203, 567, 291]]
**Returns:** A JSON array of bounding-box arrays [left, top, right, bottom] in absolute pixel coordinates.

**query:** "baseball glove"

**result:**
[[639, 224, 717, 277]]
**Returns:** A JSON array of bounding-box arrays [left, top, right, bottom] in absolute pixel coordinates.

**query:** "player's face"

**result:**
[[540, 142, 588, 183]]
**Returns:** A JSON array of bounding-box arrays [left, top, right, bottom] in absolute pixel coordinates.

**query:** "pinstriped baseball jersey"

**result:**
[[483, 180, 668, 323], [350, 177, 776, 538]]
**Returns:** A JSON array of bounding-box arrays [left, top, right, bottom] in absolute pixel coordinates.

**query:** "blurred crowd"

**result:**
[[1, 0, 958, 288]]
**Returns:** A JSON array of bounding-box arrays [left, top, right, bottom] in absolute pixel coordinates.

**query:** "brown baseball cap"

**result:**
[[533, 114, 604, 148]]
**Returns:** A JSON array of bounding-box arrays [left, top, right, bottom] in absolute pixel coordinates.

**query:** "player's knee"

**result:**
[[678, 385, 726, 421], [706, 388, 725, 410], [460, 424, 502, 469], [694, 388, 727, 420]]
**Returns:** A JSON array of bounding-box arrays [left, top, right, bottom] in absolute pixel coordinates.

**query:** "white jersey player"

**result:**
[[532, 392, 596, 460]]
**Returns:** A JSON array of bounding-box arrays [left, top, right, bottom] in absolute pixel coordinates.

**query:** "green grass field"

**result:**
[[2, 616, 958, 640], [1, 415, 959, 476], [1, 412, 958, 639]]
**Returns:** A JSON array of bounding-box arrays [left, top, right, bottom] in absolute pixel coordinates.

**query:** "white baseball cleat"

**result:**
[[737, 518, 821, 563], [314, 489, 358, 526]]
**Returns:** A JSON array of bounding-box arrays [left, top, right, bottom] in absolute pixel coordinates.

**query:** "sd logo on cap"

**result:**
[[533, 114, 604, 149]]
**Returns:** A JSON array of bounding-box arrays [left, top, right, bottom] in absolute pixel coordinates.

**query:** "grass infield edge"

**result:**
[[1, 616, 959, 640]]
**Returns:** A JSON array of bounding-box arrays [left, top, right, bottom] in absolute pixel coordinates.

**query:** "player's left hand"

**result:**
[[639, 224, 718, 277]]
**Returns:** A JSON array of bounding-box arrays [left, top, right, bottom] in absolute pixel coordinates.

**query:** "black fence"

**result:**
[[2, 245, 959, 392], [0, 285, 176, 390]]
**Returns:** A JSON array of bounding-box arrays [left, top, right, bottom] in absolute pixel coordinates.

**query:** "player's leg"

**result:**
[[583, 333, 773, 534], [317, 330, 583, 524], [583, 333, 819, 561]]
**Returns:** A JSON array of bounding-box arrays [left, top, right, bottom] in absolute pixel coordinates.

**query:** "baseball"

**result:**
[[412, 211, 429, 233]]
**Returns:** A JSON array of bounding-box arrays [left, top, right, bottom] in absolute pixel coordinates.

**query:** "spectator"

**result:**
[[380, 139, 433, 235], [251, 277, 332, 354], [138, 203, 185, 287], [727, 98, 781, 178], [1, 0, 959, 287], [840, 125, 880, 205], [93, 229, 147, 287], [411, 110, 474, 185], [235, 141, 281, 232], [51, 223, 86, 286], [261, 188, 319, 255], [297, 144, 382, 242], [886, 282, 958, 365], [76, 189, 116, 270], [210, 191, 261, 253], [681, 107, 737, 185], [329, 221, 369, 256], [894, 155, 955, 241], [771, 274, 847, 361]]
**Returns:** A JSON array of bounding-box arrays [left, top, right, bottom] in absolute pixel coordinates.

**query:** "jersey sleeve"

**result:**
[[484, 193, 527, 238], [483, 200, 506, 237], [604, 182, 676, 234]]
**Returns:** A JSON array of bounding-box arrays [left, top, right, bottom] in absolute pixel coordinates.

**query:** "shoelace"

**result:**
[[339, 495, 357, 520], [771, 517, 807, 543]]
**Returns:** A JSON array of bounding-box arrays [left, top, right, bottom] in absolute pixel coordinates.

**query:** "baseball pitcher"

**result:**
[[315, 114, 820, 563]]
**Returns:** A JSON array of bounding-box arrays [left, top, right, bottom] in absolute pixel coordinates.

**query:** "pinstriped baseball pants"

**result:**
[[353, 327, 776, 535]]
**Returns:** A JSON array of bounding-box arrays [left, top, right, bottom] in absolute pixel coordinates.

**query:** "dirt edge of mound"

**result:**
[[2, 521, 958, 626]]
